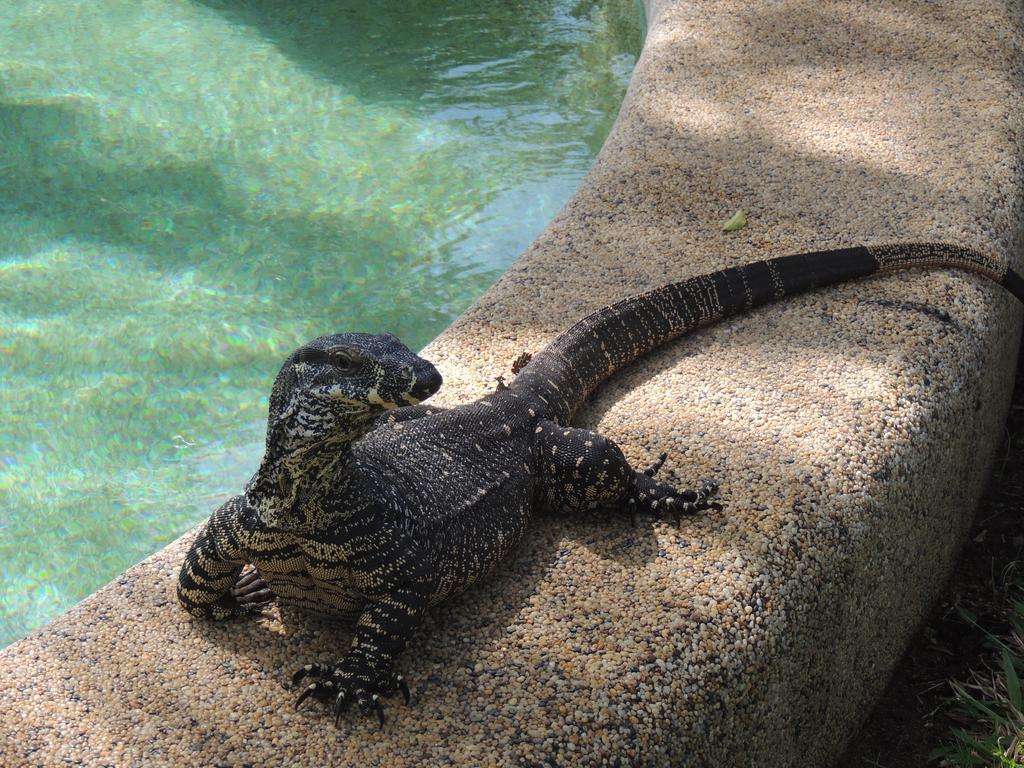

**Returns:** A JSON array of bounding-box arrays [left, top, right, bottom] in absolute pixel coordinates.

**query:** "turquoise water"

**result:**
[[0, 0, 640, 647]]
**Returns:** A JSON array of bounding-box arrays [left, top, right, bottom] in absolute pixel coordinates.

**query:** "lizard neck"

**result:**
[[246, 430, 362, 532]]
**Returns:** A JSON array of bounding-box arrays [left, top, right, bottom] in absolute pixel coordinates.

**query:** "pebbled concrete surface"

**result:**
[[2, 0, 1023, 765]]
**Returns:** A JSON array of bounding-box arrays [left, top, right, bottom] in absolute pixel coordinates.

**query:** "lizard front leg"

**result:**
[[293, 553, 433, 726], [534, 420, 719, 524], [177, 495, 273, 619]]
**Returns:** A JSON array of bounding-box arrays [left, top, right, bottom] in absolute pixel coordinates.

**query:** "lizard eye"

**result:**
[[328, 349, 361, 373]]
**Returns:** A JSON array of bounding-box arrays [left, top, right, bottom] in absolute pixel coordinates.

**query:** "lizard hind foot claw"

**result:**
[[510, 351, 532, 374], [230, 567, 276, 609], [369, 694, 386, 727], [643, 452, 668, 477], [630, 473, 721, 525], [295, 684, 316, 710], [292, 662, 331, 686], [295, 679, 335, 710], [396, 674, 411, 705], [333, 690, 349, 726]]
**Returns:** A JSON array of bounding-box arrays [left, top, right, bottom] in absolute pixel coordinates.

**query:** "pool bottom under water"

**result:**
[[0, 0, 641, 647]]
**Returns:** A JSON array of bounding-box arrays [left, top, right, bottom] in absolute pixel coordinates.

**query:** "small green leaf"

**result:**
[[1002, 648, 1022, 712], [957, 605, 980, 626], [961, 693, 1008, 728], [722, 209, 747, 232]]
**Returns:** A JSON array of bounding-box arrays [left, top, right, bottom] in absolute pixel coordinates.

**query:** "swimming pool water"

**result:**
[[0, 0, 640, 647]]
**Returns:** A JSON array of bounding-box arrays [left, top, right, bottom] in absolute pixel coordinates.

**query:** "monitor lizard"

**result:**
[[177, 242, 1024, 725]]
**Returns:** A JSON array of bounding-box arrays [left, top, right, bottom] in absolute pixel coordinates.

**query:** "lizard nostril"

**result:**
[[410, 367, 442, 398]]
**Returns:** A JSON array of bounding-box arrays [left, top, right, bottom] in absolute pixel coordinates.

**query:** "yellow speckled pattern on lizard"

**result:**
[[1, 0, 1022, 765]]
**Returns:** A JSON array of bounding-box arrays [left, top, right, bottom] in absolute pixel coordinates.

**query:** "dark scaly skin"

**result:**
[[178, 243, 1023, 725]]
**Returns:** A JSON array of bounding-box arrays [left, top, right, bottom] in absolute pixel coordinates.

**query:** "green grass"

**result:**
[[935, 580, 1024, 767]]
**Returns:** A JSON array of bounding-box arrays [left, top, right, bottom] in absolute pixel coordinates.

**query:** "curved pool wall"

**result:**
[[1, 0, 1023, 765]]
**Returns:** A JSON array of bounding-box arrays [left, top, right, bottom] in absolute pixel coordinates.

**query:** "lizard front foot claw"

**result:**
[[292, 661, 411, 727]]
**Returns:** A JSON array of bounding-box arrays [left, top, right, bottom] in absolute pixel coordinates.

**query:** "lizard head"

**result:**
[[265, 332, 442, 457]]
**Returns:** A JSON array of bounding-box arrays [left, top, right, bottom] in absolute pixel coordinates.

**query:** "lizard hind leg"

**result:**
[[534, 420, 719, 525], [231, 566, 276, 607]]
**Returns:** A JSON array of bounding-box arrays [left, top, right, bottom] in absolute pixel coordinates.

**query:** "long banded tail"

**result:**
[[509, 242, 1023, 424]]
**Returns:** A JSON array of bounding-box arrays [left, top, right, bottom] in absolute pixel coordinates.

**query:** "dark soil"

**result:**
[[837, 328, 1024, 768]]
